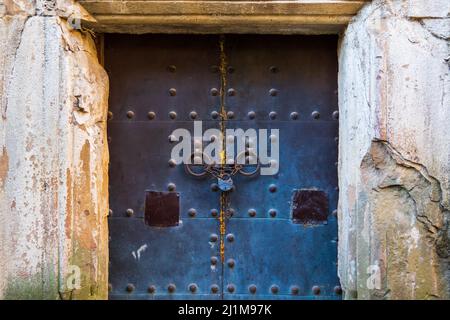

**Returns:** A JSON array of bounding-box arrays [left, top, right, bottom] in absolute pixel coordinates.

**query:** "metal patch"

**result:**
[[291, 189, 329, 225], [144, 191, 180, 227]]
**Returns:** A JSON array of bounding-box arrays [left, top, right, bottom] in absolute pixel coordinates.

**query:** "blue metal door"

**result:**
[[106, 34, 341, 300]]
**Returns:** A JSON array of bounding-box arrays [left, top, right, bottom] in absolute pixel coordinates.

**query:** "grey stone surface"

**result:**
[[0, 14, 109, 299], [338, 0, 450, 299]]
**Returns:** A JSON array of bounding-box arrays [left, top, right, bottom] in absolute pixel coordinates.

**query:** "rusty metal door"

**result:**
[[106, 34, 341, 300]]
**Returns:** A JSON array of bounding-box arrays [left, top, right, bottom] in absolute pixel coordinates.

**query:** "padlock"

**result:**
[[218, 177, 233, 192]]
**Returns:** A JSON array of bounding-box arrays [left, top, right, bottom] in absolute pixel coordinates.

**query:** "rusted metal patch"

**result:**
[[144, 191, 180, 227], [291, 189, 329, 225]]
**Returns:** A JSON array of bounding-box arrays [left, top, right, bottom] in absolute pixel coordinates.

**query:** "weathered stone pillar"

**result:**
[[338, 0, 450, 299], [0, 0, 109, 299]]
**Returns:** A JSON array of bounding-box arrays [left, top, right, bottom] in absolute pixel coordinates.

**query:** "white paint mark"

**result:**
[[132, 244, 148, 261]]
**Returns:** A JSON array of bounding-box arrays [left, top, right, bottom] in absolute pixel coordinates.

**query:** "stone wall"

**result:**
[[338, 0, 450, 299], [0, 0, 109, 299]]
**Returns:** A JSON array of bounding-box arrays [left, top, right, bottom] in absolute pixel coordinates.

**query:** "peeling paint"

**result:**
[[0, 147, 9, 187], [0, 13, 109, 300]]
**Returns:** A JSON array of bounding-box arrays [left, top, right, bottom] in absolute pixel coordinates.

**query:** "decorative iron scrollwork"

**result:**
[[185, 151, 260, 191]]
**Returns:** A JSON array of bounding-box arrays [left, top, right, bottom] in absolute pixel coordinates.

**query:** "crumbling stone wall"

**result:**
[[0, 0, 109, 299], [338, 0, 450, 299]]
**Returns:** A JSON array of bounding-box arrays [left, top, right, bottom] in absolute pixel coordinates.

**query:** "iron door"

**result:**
[[106, 34, 341, 300]]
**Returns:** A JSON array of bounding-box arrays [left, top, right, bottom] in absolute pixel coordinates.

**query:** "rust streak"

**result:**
[[0, 146, 9, 188], [219, 35, 227, 263]]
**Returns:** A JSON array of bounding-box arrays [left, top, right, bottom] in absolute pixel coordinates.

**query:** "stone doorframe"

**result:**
[[0, 0, 449, 300]]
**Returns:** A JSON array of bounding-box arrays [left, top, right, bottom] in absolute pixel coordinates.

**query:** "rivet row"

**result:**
[[115, 205, 336, 218], [108, 110, 338, 120], [121, 283, 342, 295], [165, 65, 279, 73]]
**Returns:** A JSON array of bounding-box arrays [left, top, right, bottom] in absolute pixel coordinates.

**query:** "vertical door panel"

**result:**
[[106, 35, 223, 299], [222, 35, 340, 299]]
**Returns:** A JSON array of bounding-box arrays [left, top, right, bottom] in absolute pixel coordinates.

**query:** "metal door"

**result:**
[[106, 34, 341, 300]]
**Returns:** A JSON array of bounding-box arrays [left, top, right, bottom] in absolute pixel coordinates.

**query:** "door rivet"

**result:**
[[108, 209, 113, 216], [147, 111, 156, 120], [188, 283, 198, 293], [189, 111, 198, 120], [291, 286, 300, 295], [211, 284, 219, 293], [126, 208, 134, 217], [210, 234, 218, 242], [227, 88, 236, 96], [332, 209, 338, 217], [269, 111, 277, 119], [332, 110, 339, 120], [169, 111, 177, 119], [226, 234, 235, 242], [248, 209, 256, 217], [169, 88, 177, 96], [269, 66, 279, 73], [168, 284, 176, 293], [269, 88, 278, 96], [227, 66, 235, 74], [168, 159, 177, 167], [210, 256, 218, 265], [227, 284, 235, 293], [211, 111, 219, 119], [167, 183, 176, 191], [227, 111, 235, 119], [210, 209, 218, 217], [226, 208, 235, 217], [334, 286, 342, 295], [188, 208, 196, 217], [269, 184, 277, 193], [227, 259, 235, 268], [210, 183, 219, 192], [107, 111, 113, 120], [126, 111, 135, 119], [311, 111, 320, 119], [210, 88, 219, 96], [167, 65, 176, 73], [249, 284, 257, 294], [290, 112, 299, 120], [126, 284, 135, 292], [271, 285, 279, 294], [148, 285, 156, 294], [248, 111, 256, 119], [312, 286, 321, 295], [269, 209, 277, 218], [108, 283, 112, 292]]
